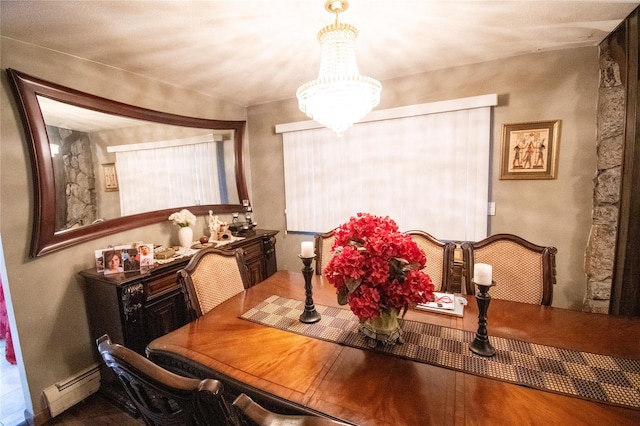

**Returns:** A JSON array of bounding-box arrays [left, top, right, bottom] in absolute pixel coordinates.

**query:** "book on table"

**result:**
[[416, 292, 465, 317]]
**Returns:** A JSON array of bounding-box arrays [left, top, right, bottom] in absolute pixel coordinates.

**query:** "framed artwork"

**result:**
[[102, 162, 119, 191], [500, 120, 560, 180]]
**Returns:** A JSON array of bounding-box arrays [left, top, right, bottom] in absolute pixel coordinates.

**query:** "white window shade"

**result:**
[[281, 98, 493, 241], [116, 141, 221, 216]]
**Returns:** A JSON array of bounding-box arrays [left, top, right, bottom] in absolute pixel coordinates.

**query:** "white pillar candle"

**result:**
[[474, 263, 492, 285], [301, 241, 314, 257]]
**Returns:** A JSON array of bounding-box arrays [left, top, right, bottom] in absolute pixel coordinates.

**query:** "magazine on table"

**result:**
[[416, 292, 466, 317]]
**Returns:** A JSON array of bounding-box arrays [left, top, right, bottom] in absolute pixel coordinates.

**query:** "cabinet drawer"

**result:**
[[146, 273, 180, 297], [241, 240, 263, 260]]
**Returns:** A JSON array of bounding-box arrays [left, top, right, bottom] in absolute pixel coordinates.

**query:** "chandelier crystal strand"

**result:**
[[296, 1, 381, 134]]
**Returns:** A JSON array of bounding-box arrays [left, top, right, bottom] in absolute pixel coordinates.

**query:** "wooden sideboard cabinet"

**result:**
[[81, 229, 277, 413], [81, 258, 190, 355], [80, 229, 278, 355]]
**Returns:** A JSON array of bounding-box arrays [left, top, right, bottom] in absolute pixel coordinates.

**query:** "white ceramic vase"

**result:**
[[178, 226, 193, 250]]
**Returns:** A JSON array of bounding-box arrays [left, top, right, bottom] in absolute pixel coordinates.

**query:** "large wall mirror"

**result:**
[[7, 69, 249, 257]]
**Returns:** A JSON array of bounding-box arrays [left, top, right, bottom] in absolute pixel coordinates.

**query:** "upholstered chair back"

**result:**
[[178, 247, 250, 320], [314, 230, 336, 275], [406, 230, 456, 292], [461, 234, 557, 305]]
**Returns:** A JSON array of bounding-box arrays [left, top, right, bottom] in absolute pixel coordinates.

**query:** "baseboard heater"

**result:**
[[43, 363, 101, 417]]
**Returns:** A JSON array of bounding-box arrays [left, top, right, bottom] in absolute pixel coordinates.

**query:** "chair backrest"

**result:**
[[406, 230, 456, 292], [178, 247, 250, 320], [314, 230, 335, 275], [232, 393, 350, 426], [461, 233, 557, 305], [96, 334, 236, 426]]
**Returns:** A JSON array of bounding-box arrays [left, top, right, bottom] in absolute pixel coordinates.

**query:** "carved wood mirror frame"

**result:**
[[7, 69, 249, 257]]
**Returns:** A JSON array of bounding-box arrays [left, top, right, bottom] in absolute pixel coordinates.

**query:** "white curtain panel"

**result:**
[[282, 107, 491, 241], [116, 142, 221, 216]]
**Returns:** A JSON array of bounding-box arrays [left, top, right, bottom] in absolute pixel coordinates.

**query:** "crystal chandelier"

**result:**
[[296, 0, 382, 134]]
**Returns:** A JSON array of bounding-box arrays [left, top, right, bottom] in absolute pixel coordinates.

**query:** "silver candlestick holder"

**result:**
[[298, 254, 321, 324], [469, 280, 496, 357]]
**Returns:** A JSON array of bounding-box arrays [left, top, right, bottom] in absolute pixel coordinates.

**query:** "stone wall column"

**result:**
[[583, 41, 625, 313]]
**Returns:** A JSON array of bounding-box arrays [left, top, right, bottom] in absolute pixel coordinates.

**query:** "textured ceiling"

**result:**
[[1, 1, 637, 107]]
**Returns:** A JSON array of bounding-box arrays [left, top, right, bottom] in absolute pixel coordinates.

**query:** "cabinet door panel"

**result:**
[[246, 258, 265, 287], [144, 293, 187, 343]]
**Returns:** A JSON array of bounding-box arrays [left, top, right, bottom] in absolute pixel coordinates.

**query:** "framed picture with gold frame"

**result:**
[[102, 162, 119, 191], [500, 120, 560, 180]]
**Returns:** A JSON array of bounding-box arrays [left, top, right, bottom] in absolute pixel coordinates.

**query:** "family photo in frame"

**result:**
[[500, 120, 560, 180], [94, 241, 153, 274]]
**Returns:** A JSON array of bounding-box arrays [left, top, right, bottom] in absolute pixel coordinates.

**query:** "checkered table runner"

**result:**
[[240, 295, 640, 410]]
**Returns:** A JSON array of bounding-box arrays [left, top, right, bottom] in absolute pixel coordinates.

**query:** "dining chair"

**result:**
[[178, 247, 250, 320], [99, 335, 341, 426], [314, 229, 336, 275], [461, 233, 557, 305], [406, 230, 456, 292], [96, 334, 236, 426], [232, 394, 350, 425]]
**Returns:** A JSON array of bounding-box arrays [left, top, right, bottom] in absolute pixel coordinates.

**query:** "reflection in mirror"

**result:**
[[7, 69, 248, 257], [38, 97, 239, 231]]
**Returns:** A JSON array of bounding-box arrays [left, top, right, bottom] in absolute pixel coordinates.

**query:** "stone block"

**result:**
[[597, 134, 623, 170], [584, 224, 616, 280], [599, 43, 622, 87], [593, 205, 619, 226], [586, 279, 611, 300], [597, 86, 625, 139], [582, 299, 610, 314], [594, 167, 620, 204]]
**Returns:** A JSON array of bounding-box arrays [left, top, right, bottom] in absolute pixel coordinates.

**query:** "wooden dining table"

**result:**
[[146, 270, 640, 425]]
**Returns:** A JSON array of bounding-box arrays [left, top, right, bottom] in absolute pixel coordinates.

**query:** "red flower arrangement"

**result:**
[[323, 213, 435, 321]]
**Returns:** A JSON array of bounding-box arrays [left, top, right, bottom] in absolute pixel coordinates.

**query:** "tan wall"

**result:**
[[248, 47, 598, 312], [0, 37, 246, 420]]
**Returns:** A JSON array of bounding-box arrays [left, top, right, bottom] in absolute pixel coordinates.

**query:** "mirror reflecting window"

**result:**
[[39, 97, 239, 231], [7, 69, 248, 257]]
